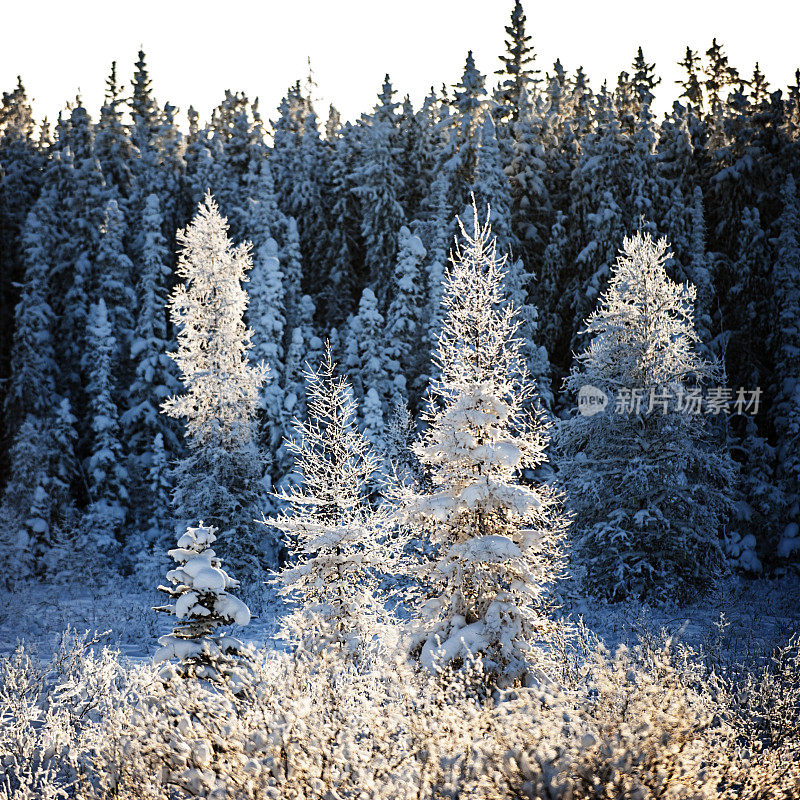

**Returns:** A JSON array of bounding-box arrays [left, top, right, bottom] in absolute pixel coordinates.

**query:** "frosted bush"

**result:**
[[2, 623, 799, 799]]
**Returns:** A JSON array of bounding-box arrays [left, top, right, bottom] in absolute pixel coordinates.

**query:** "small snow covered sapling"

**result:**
[[266, 344, 402, 663], [154, 522, 251, 686]]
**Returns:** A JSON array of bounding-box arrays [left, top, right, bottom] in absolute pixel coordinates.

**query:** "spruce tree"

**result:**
[[773, 176, 800, 550], [355, 83, 405, 296], [266, 346, 397, 661], [385, 226, 427, 408], [555, 231, 734, 603], [447, 51, 487, 210], [94, 62, 133, 199], [402, 205, 567, 683], [121, 194, 180, 472], [155, 522, 251, 686], [0, 78, 44, 399], [83, 298, 129, 553], [494, 0, 540, 120], [162, 193, 272, 570]]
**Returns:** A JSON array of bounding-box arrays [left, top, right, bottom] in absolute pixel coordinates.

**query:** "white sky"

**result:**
[[3, 0, 799, 129]]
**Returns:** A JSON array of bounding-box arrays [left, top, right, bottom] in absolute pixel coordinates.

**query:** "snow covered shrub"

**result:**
[[3, 620, 798, 800], [162, 192, 273, 573], [490, 635, 733, 800], [713, 634, 800, 799], [73, 662, 279, 800], [0, 628, 123, 800], [555, 230, 735, 604], [265, 344, 405, 664], [400, 203, 569, 684], [154, 522, 252, 689]]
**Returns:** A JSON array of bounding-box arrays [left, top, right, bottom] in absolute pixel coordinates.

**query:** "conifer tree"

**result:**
[[266, 346, 397, 661], [556, 231, 734, 603], [94, 198, 136, 360], [567, 91, 628, 354], [122, 193, 180, 470], [4, 209, 57, 435], [83, 298, 129, 551], [1, 417, 51, 577], [773, 176, 800, 548], [401, 205, 567, 683], [94, 62, 133, 199], [155, 522, 251, 686], [162, 194, 272, 569], [0, 78, 43, 395], [281, 215, 304, 333], [351, 287, 392, 418], [356, 84, 405, 295], [147, 432, 172, 538], [494, 0, 540, 120], [322, 124, 360, 321], [56, 102, 113, 395], [473, 115, 514, 255], [447, 51, 487, 209], [630, 47, 661, 113], [248, 234, 286, 455], [703, 38, 739, 111], [677, 47, 704, 109], [385, 226, 427, 407], [418, 171, 455, 369]]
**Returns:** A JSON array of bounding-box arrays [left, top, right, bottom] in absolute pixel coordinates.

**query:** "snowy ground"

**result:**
[[0, 573, 284, 664], [2, 572, 798, 668]]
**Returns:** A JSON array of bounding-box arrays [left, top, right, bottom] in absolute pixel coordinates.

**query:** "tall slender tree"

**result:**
[[402, 205, 567, 683], [162, 194, 272, 570]]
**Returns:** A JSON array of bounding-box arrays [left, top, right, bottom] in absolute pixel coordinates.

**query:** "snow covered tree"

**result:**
[[281, 215, 304, 333], [266, 345, 398, 663], [1, 417, 51, 579], [122, 193, 180, 467], [703, 38, 739, 111], [0, 78, 44, 396], [147, 432, 172, 538], [54, 102, 113, 396], [401, 205, 568, 684], [355, 87, 405, 295], [347, 287, 393, 441], [555, 231, 734, 603], [567, 92, 629, 356], [473, 115, 514, 255], [629, 47, 661, 115], [0, 400, 78, 581], [447, 51, 487, 209], [154, 522, 251, 688], [677, 47, 704, 109], [418, 170, 455, 377], [94, 198, 135, 364], [3, 209, 57, 436], [163, 193, 267, 452], [773, 175, 800, 552], [128, 50, 183, 230], [248, 235, 286, 455], [94, 62, 133, 199], [83, 298, 129, 553], [494, 0, 541, 120], [385, 225, 427, 407], [383, 396, 425, 490], [162, 193, 272, 571], [322, 124, 360, 322]]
